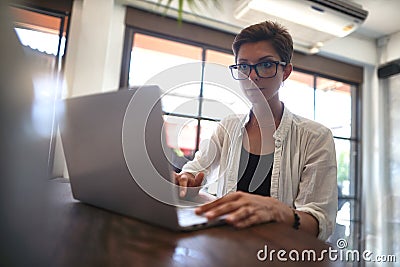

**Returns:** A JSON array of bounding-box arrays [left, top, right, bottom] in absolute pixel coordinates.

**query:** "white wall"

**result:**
[[388, 74, 400, 263], [53, 0, 126, 177], [387, 31, 400, 62], [64, 0, 125, 97], [363, 31, 400, 265], [320, 35, 377, 66], [376, 29, 400, 266]]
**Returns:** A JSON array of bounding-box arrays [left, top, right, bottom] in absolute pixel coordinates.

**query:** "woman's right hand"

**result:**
[[173, 172, 205, 199]]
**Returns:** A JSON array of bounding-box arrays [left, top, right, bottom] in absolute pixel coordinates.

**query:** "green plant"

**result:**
[[157, 0, 221, 23], [337, 150, 350, 184]]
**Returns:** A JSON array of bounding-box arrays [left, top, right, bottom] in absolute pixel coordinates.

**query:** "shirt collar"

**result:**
[[273, 103, 292, 140]]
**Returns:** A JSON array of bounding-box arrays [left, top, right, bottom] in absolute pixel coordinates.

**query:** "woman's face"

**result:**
[[236, 40, 292, 104]]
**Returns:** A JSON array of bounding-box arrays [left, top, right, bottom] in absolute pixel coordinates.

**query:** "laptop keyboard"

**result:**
[[177, 207, 208, 227]]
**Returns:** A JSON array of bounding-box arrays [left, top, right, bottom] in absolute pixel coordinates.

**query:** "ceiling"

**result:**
[[128, 0, 400, 42], [350, 0, 400, 39]]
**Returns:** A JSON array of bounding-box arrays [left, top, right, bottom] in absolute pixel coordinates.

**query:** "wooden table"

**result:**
[[10, 181, 343, 267]]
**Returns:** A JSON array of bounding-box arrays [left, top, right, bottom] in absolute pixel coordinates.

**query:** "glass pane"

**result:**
[[203, 50, 250, 119], [10, 7, 66, 57], [205, 49, 234, 66], [280, 71, 314, 120], [129, 33, 202, 86], [330, 200, 359, 251], [335, 139, 354, 197], [163, 115, 197, 172], [15, 27, 59, 54], [202, 83, 250, 120], [162, 83, 200, 116], [315, 77, 352, 138], [163, 115, 197, 152]]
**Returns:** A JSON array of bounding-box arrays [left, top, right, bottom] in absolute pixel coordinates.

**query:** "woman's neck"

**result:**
[[251, 97, 283, 129]]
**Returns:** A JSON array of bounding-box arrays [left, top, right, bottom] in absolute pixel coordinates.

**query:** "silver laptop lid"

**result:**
[[60, 86, 181, 229]]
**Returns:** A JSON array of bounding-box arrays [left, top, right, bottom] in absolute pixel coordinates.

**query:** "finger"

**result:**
[[178, 175, 188, 198], [193, 172, 204, 187], [203, 201, 242, 220], [196, 192, 242, 214], [225, 206, 253, 224], [234, 213, 261, 229], [234, 205, 274, 228]]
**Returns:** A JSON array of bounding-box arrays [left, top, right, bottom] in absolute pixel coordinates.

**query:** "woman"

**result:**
[[174, 21, 337, 241]]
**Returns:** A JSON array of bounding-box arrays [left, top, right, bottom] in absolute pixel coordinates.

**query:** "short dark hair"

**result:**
[[232, 21, 293, 64]]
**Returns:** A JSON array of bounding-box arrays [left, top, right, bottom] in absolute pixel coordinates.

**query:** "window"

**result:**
[[10, 6, 68, 70], [127, 33, 247, 174], [129, 33, 202, 87], [9, 4, 70, 177], [281, 72, 361, 250]]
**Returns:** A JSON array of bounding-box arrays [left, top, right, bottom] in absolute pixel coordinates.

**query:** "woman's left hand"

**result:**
[[195, 191, 293, 228]]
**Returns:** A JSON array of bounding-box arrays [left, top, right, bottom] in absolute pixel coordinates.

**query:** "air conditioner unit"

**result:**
[[234, 0, 368, 53]]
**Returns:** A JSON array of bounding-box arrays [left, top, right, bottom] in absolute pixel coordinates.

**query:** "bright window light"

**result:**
[[14, 27, 65, 56]]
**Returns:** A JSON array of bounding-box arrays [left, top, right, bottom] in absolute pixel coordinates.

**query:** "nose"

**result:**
[[248, 66, 259, 81]]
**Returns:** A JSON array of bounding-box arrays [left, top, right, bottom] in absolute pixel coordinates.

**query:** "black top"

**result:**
[[237, 146, 273, 197]]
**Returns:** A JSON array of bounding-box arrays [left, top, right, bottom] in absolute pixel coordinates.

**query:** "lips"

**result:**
[[245, 87, 264, 91], [245, 88, 263, 97]]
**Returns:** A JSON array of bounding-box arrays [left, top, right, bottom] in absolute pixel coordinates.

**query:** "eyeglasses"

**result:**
[[229, 61, 287, 80]]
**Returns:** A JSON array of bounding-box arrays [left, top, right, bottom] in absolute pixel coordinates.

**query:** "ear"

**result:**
[[282, 63, 293, 82]]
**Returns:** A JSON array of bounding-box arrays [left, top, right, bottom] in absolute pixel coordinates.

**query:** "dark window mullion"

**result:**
[[119, 29, 135, 88], [333, 136, 359, 142], [351, 84, 362, 255], [55, 16, 65, 71], [194, 49, 207, 152], [338, 196, 358, 200]]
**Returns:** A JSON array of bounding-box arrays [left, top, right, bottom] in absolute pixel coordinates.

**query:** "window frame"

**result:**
[[10, 3, 71, 178]]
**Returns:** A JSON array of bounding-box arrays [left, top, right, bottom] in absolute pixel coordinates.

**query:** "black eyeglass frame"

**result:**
[[229, 61, 287, 80]]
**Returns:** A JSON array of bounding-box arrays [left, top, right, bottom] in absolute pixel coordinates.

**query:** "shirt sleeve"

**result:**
[[180, 119, 226, 180], [294, 127, 338, 241]]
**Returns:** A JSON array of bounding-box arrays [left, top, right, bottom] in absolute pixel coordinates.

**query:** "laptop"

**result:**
[[59, 86, 225, 231]]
